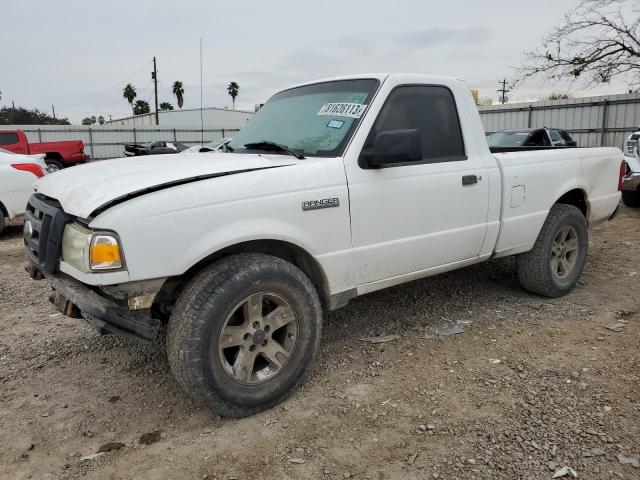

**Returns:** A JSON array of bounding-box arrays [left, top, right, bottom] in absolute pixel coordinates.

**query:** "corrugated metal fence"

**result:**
[[4, 125, 241, 160], [479, 92, 640, 148]]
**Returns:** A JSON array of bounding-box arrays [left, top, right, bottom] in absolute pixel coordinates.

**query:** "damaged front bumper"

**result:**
[[46, 272, 162, 342]]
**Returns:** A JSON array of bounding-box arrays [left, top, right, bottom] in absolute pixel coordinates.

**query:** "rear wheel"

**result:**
[[45, 158, 64, 173], [0, 214, 5, 236], [517, 204, 588, 297], [622, 190, 640, 208], [167, 253, 322, 417]]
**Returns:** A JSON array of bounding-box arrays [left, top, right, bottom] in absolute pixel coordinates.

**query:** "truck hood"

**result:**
[[34, 153, 296, 218]]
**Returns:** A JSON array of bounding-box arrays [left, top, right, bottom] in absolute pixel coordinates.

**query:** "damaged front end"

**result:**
[[24, 193, 165, 342], [48, 275, 165, 341]]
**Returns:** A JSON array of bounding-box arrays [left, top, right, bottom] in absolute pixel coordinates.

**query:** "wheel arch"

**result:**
[[154, 239, 331, 317], [554, 188, 589, 220], [493, 186, 591, 259], [44, 151, 63, 161]]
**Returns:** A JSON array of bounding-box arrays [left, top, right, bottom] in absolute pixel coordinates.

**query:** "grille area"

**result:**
[[24, 194, 72, 275]]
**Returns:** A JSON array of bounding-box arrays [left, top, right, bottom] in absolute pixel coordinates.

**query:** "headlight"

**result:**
[[62, 223, 92, 273], [62, 223, 124, 273]]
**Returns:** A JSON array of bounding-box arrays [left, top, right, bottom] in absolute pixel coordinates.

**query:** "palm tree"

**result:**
[[227, 82, 239, 109], [133, 100, 150, 115], [159, 102, 174, 111], [172, 81, 184, 108], [123, 84, 137, 113]]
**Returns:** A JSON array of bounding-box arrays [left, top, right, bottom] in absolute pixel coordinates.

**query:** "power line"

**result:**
[[46, 60, 155, 109]]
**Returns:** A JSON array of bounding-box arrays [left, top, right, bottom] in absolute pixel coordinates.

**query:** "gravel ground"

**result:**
[[0, 207, 639, 480]]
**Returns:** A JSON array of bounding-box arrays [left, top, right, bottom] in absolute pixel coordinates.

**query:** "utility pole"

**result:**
[[52, 104, 56, 120], [152, 56, 159, 125], [497, 79, 510, 104]]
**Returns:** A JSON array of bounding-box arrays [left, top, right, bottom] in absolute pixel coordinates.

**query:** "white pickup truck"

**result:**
[[25, 74, 624, 417]]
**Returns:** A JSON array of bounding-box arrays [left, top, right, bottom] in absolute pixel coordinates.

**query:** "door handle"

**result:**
[[462, 175, 478, 186]]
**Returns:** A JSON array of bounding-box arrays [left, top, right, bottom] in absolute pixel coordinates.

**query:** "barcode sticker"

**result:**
[[317, 103, 367, 118]]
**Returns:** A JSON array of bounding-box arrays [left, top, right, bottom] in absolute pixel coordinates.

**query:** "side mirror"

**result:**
[[363, 129, 422, 167]]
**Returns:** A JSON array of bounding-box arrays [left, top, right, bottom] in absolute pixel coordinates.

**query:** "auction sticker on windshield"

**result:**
[[317, 103, 367, 118]]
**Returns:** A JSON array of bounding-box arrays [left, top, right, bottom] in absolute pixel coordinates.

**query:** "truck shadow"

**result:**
[[322, 256, 526, 344], [74, 256, 528, 380]]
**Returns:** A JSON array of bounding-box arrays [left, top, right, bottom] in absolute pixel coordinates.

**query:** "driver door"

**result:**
[[345, 83, 489, 286]]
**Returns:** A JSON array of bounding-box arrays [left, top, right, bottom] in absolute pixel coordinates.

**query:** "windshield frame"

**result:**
[[229, 78, 381, 158]]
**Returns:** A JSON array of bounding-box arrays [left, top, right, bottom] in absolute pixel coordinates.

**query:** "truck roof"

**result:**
[[281, 73, 467, 93]]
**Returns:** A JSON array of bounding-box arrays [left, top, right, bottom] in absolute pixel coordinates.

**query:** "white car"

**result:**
[[622, 130, 640, 207], [25, 73, 623, 417], [0, 149, 46, 234], [181, 138, 232, 154]]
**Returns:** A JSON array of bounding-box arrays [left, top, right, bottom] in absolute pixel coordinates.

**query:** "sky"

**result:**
[[1, 0, 636, 124]]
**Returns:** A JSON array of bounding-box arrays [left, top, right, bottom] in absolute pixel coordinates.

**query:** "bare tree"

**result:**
[[476, 97, 495, 106], [516, 0, 639, 89], [544, 92, 573, 100]]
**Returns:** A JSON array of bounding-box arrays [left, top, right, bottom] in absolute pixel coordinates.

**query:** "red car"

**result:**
[[0, 129, 88, 173]]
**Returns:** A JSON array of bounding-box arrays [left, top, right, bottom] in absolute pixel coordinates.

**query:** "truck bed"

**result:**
[[491, 147, 621, 258]]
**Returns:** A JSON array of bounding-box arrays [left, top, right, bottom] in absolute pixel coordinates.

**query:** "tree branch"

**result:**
[[515, 0, 640, 89]]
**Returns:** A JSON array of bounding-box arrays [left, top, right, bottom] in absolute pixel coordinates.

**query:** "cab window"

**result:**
[[364, 85, 466, 164], [0, 132, 19, 145]]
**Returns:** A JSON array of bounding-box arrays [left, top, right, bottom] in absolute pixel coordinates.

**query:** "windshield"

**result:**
[[229, 79, 380, 157], [487, 131, 532, 147]]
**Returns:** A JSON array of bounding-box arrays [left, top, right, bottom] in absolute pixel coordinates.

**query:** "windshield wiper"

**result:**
[[244, 141, 305, 159]]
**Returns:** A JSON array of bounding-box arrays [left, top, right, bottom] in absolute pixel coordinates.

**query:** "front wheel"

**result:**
[[167, 253, 322, 417], [517, 204, 588, 297]]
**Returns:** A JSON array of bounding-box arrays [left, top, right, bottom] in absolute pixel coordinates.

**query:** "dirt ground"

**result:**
[[1, 208, 639, 480]]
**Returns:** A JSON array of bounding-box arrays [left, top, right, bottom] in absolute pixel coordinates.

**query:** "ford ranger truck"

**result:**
[[0, 129, 88, 173], [24, 74, 624, 417]]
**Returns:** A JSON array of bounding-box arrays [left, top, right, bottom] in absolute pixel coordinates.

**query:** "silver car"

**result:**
[[181, 138, 232, 154]]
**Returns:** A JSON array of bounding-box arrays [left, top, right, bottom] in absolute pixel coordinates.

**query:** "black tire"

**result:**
[[622, 190, 640, 208], [517, 204, 588, 297], [45, 158, 64, 173], [167, 253, 322, 417], [0, 214, 5, 236]]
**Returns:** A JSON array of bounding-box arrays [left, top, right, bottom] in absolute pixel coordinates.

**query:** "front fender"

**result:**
[[89, 158, 353, 293]]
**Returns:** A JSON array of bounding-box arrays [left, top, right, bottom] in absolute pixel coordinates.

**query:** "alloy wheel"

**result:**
[[551, 226, 579, 280], [217, 292, 298, 385]]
